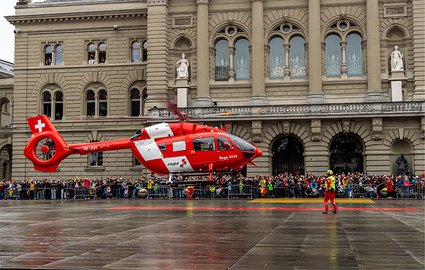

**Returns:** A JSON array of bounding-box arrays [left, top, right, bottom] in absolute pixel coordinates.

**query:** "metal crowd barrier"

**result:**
[[1, 183, 423, 200], [228, 185, 252, 198]]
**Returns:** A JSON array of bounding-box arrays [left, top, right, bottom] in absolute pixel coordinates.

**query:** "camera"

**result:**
[[14, 29, 20, 34], [113, 25, 118, 30]]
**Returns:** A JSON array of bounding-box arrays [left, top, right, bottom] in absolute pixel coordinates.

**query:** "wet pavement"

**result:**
[[0, 198, 423, 269]]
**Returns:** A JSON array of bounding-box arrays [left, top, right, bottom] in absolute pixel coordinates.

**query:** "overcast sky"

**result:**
[[0, 0, 44, 63]]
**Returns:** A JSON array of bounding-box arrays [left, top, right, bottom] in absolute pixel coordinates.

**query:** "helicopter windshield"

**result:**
[[227, 134, 256, 152]]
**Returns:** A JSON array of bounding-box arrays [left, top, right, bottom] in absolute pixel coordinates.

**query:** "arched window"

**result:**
[[130, 88, 140, 116], [0, 99, 11, 128], [268, 23, 306, 80], [41, 87, 64, 120], [87, 43, 96, 64], [142, 41, 148, 61], [98, 43, 107, 63], [213, 26, 250, 81], [54, 45, 63, 65], [324, 20, 364, 78], [42, 92, 52, 117], [129, 85, 147, 117], [86, 90, 96, 116], [215, 39, 230, 81], [269, 36, 285, 79], [325, 34, 342, 77], [234, 38, 250, 80], [44, 45, 52, 65], [131, 41, 141, 62], [346, 33, 363, 76], [98, 90, 107, 116], [289, 36, 306, 78], [54, 91, 63, 120]]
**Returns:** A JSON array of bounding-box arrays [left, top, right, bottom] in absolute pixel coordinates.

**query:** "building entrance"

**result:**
[[329, 134, 364, 174], [272, 136, 304, 176]]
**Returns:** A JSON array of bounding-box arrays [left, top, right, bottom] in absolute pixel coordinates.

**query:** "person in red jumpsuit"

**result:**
[[323, 170, 337, 214]]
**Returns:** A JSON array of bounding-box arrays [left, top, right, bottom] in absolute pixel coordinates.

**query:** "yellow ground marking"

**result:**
[[250, 198, 375, 204]]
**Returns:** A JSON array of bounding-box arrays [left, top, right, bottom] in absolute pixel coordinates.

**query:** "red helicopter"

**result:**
[[24, 107, 262, 178]]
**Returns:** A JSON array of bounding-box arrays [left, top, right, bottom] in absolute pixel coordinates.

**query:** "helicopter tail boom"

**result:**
[[25, 115, 134, 172]]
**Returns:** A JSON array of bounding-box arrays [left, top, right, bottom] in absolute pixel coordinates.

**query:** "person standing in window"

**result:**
[[88, 54, 95, 64]]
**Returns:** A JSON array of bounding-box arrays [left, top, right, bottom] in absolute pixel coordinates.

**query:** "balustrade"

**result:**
[[149, 101, 424, 120]]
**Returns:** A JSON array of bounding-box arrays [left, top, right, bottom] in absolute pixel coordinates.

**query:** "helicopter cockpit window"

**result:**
[[218, 136, 234, 151], [227, 134, 256, 151], [172, 141, 186, 152], [193, 137, 215, 151]]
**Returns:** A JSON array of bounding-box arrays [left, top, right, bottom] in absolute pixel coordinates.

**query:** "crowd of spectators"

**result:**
[[0, 172, 423, 200]]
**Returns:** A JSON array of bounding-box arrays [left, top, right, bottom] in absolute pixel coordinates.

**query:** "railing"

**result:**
[[149, 101, 425, 120], [2, 183, 422, 200]]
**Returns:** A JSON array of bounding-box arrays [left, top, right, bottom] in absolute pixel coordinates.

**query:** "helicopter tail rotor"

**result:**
[[24, 115, 72, 172]]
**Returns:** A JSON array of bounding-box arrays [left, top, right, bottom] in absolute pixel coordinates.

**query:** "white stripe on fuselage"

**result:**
[[145, 123, 173, 139], [163, 156, 193, 173], [134, 139, 163, 161]]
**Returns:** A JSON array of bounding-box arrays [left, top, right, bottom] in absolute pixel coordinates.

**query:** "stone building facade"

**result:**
[[4, 0, 425, 180], [0, 60, 14, 180]]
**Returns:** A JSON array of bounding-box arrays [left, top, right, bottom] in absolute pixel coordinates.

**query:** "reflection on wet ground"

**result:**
[[0, 199, 423, 269]]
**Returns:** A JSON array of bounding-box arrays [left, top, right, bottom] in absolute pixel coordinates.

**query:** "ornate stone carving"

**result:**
[[251, 121, 262, 142], [282, 121, 290, 136], [311, 119, 321, 141], [342, 120, 350, 134], [147, 0, 169, 6], [372, 117, 383, 140]]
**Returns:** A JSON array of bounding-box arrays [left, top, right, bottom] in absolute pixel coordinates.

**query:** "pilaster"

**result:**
[[365, 0, 384, 101], [145, 0, 169, 110], [307, 0, 324, 104], [192, 0, 213, 107], [249, 0, 268, 106], [412, 0, 425, 100]]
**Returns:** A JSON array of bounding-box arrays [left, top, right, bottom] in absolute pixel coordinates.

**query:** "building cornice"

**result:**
[[147, 0, 169, 6], [6, 9, 147, 25]]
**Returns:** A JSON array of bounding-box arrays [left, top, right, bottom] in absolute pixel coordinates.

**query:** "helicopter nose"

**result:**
[[255, 147, 263, 158]]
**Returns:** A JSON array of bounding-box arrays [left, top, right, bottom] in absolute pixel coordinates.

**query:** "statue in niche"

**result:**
[[176, 53, 189, 79], [396, 153, 409, 176], [390, 45, 404, 71]]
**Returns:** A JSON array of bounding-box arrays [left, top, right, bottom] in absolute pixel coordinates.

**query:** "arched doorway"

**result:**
[[390, 139, 413, 176], [0, 145, 12, 180], [329, 134, 364, 174], [272, 135, 304, 176]]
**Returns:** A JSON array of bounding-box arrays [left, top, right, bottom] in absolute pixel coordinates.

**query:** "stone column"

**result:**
[[307, 0, 324, 104], [249, 0, 268, 105], [192, 0, 213, 107], [145, 0, 169, 111], [412, 0, 425, 100], [365, 0, 383, 101]]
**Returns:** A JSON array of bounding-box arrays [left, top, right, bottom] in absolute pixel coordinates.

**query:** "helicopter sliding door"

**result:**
[[190, 136, 216, 170]]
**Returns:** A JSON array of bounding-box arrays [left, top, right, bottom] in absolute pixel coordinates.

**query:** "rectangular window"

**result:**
[[172, 141, 185, 152], [193, 137, 215, 151], [134, 156, 141, 166], [89, 152, 103, 167], [159, 143, 167, 152]]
